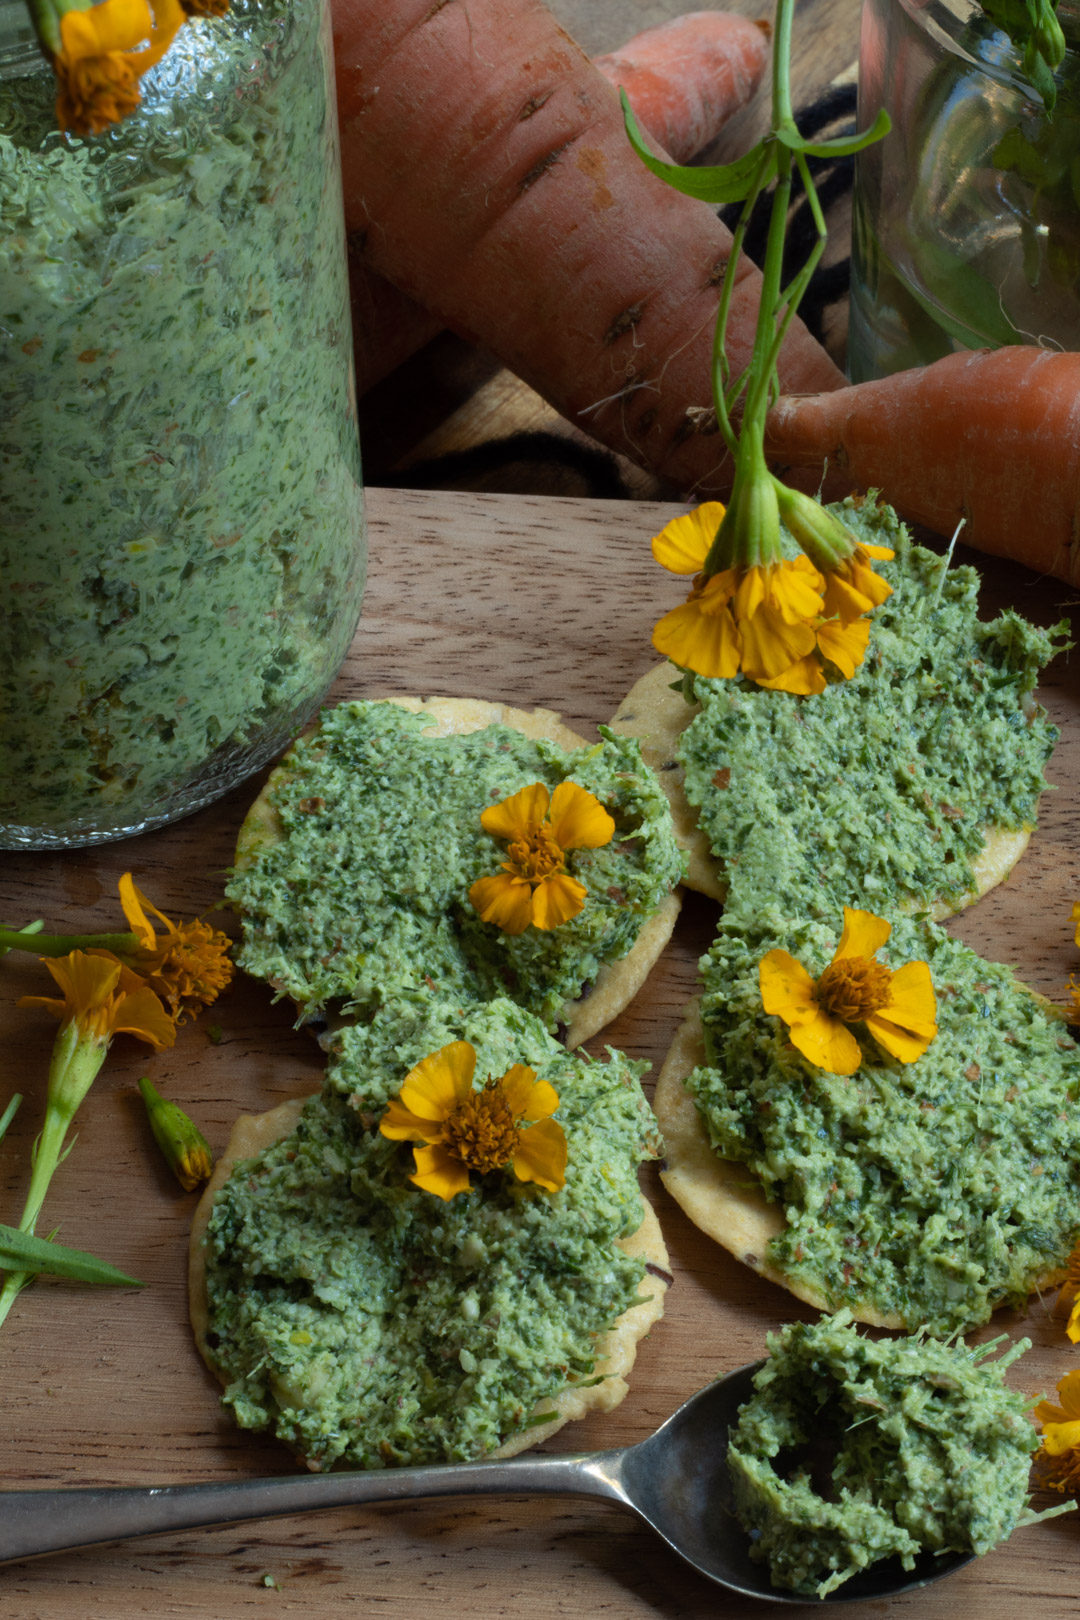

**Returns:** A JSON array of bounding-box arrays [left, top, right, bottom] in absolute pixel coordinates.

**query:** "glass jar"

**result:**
[[0, 0, 365, 848], [848, 0, 1080, 379]]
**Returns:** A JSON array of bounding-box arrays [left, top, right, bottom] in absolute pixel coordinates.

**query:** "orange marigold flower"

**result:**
[[1034, 1370, 1080, 1494], [469, 781, 615, 935], [53, 0, 185, 135], [759, 908, 938, 1076], [115, 873, 233, 1021], [379, 1040, 567, 1201], [19, 950, 175, 1051]]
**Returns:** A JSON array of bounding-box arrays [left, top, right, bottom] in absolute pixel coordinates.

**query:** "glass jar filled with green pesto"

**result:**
[[0, 0, 365, 848]]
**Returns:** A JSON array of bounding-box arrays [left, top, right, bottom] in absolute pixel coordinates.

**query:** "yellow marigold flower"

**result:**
[[469, 781, 615, 935], [649, 503, 886, 693], [759, 908, 938, 1076], [116, 872, 233, 1021], [180, 0, 228, 13], [53, 0, 185, 135], [20, 950, 175, 1051], [379, 1040, 568, 1201], [1035, 1371, 1080, 1493]]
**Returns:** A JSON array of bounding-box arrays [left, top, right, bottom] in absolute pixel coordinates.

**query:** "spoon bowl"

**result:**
[[0, 1360, 975, 1600]]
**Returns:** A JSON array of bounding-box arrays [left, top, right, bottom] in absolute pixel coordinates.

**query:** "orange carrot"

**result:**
[[765, 346, 1080, 583], [347, 9, 772, 396], [333, 0, 842, 479], [593, 11, 771, 164]]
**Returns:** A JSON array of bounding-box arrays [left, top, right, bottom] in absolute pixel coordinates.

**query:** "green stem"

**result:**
[[0, 1023, 108, 1331], [0, 925, 140, 958], [702, 0, 840, 581]]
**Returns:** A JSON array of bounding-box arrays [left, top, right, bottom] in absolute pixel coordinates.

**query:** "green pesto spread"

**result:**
[[0, 0, 364, 842], [728, 1315, 1040, 1598], [679, 500, 1064, 923], [201, 997, 661, 1468], [227, 702, 685, 1028]]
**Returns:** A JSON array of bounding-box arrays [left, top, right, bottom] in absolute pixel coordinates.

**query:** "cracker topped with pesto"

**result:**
[[656, 907, 1080, 1334], [189, 996, 669, 1469], [228, 696, 684, 1045], [612, 501, 1063, 918]]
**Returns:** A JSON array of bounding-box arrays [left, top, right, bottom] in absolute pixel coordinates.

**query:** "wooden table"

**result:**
[[2, 487, 1079, 1619]]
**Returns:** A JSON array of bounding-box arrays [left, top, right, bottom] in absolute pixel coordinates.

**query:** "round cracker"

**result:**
[[654, 997, 1068, 1330], [234, 693, 681, 1048], [190, 1096, 671, 1463], [610, 661, 1035, 919]]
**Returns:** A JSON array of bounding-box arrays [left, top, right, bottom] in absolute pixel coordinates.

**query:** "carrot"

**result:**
[[347, 10, 771, 398], [592, 11, 772, 165], [346, 7, 772, 397], [333, 0, 842, 481], [765, 346, 1080, 584]]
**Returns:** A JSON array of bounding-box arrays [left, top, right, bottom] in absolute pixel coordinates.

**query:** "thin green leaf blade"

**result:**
[[621, 90, 775, 204], [779, 109, 893, 160], [0, 1222, 143, 1286]]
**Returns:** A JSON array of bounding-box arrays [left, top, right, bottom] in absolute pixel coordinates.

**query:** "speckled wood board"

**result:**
[[1, 486, 1079, 1620]]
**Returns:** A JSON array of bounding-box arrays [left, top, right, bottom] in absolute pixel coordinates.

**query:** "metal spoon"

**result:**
[[0, 1361, 973, 1601]]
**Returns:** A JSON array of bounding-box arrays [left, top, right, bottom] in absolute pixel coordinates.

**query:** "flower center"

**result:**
[[816, 956, 892, 1023], [443, 1083, 521, 1175], [505, 824, 565, 885]]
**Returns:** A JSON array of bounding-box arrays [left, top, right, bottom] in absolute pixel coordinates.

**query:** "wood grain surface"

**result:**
[[2, 487, 1079, 1619]]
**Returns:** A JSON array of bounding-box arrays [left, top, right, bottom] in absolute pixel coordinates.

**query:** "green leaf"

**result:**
[[621, 90, 776, 204], [776, 109, 893, 159], [0, 1223, 143, 1287]]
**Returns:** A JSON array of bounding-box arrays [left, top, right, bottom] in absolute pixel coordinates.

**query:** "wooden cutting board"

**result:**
[[1, 487, 1079, 1619]]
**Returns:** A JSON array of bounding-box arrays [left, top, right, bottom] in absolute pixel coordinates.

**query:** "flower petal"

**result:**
[[652, 595, 741, 679], [788, 1010, 863, 1075], [740, 602, 817, 681], [469, 872, 535, 935], [410, 1143, 473, 1201], [834, 907, 891, 962], [863, 1011, 934, 1065], [759, 949, 819, 1024], [768, 557, 825, 624], [651, 503, 725, 574], [60, 0, 154, 57], [531, 872, 587, 930], [511, 1117, 568, 1191], [118, 872, 166, 949], [546, 781, 615, 850], [498, 1063, 555, 1121], [379, 1096, 446, 1142], [1037, 1370, 1080, 1423], [112, 984, 176, 1049], [817, 615, 871, 679], [479, 782, 549, 843], [880, 960, 938, 1037], [1041, 1418, 1080, 1456], [399, 1040, 475, 1122], [753, 653, 826, 695]]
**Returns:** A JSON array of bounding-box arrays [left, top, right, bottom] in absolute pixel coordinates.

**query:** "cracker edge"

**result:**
[[233, 693, 683, 1043], [189, 1096, 671, 1463]]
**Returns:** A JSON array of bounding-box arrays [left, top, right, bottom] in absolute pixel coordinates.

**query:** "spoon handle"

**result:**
[[0, 1450, 628, 1565]]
